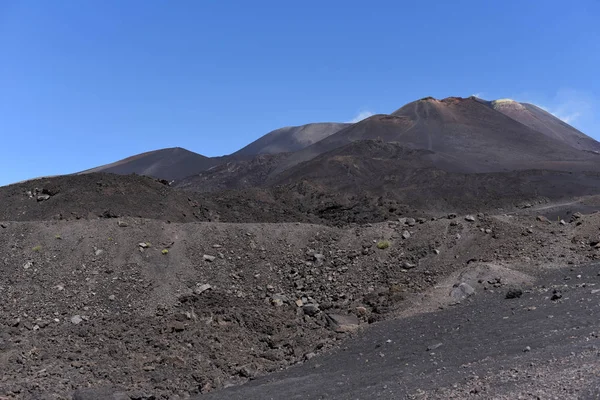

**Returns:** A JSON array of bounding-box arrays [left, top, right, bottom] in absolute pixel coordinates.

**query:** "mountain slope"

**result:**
[[272, 97, 600, 176], [79, 147, 219, 181], [233, 123, 349, 156], [484, 98, 600, 153]]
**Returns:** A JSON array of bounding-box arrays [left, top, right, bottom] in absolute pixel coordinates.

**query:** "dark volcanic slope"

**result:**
[[177, 153, 290, 193], [271, 140, 600, 218], [0, 173, 325, 224], [486, 98, 600, 153], [80, 147, 219, 181], [274, 97, 600, 175], [233, 123, 349, 156], [201, 265, 600, 400], [0, 173, 208, 222]]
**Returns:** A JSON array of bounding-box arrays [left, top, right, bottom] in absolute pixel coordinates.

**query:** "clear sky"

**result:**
[[1, 0, 599, 186]]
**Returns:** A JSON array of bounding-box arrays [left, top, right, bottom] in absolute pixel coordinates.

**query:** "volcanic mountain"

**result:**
[[272, 96, 600, 176], [80, 96, 600, 207], [79, 147, 219, 181], [233, 122, 349, 156], [79, 123, 348, 183]]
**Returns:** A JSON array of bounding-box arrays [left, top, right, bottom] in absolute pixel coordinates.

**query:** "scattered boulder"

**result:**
[[0, 223, 7, 229], [401, 261, 416, 270], [505, 288, 523, 299], [271, 294, 288, 306], [406, 218, 416, 226], [427, 342, 443, 351], [171, 321, 185, 332], [402, 230, 411, 240], [203, 254, 216, 262], [138, 242, 150, 249], [536, 216, 551, 224], [551, 290, 562, 301], [117, 220, 128, 227], [71, 315, 83, 325], [450, 282, 475, 301], [571, 212, 583, 223], [559, 219, 566, 225], [99, 209, 119, 218], [313, 253, 325, 264], [355, 306, 367, 316], [465, 215, 475, 222], [326, 313, 360, 333], [195, 283, 212, 294], [302, 304, 320, 316], [37, 194, 51, 202]]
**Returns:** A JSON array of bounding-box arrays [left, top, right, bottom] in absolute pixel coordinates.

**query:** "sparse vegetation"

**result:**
[[55, 234, 62, 240], [32, 245, 42, 252], [161, 249, 169, 255], [377, 240, 390, 250]]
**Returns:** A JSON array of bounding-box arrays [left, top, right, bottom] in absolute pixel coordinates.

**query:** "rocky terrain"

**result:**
[[2, 180, 600, 399], [2, 95, 600, 399]]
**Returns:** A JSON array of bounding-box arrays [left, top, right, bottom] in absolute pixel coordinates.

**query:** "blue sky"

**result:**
[[1, 0, 599, 185]]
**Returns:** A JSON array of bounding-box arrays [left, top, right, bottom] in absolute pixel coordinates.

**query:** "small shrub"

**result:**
[[161, 249, 169, 255], [377, 240, 390, 250], [32, 245, 42, 252]]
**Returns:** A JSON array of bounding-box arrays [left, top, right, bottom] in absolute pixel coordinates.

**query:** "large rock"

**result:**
[[326, 313, 360, 333], [271, 294, 288, 306], [401, 261, 416, 270], [195, 283, 212, 294], [536, 215, 551, 224], [450, 282, 475, 301], [505, 287, 523, 299], [302, 304, 320, 316]]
